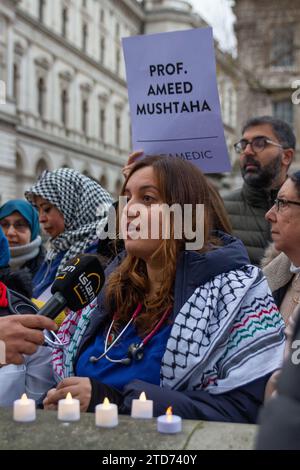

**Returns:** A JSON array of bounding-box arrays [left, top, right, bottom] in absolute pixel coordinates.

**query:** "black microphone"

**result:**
[[38, 254, 105, 320]]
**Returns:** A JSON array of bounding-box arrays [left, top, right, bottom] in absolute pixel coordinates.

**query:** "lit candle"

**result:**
[[131, 392, 153, 419], [157, 406, 182, 434], [95, 397, 118, 428], [58, 392, 80, 422], [13, 393, 36, 423]]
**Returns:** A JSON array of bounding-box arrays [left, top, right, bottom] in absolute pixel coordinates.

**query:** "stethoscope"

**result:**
[[89, 303, 172, 365]]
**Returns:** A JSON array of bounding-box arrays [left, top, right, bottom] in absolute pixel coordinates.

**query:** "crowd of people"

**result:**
[[0, 115, 299, 447]]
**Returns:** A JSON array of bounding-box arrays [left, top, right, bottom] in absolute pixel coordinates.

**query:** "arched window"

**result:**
[[115, 22, 120, 39], [115, 115, 121, 148], [116, 47, 121, 75], [82, 23, 88, 53], [100, 36, 105, 64], [36, 158, 48, 177], [62, 7, 68, 38], [82, 98, 88, 134], [100, 8, 105, 24], [37, 77, 46, 117], [13, 63, 20, 104], [100, 174, 108, 190], [16, 152, 23, 176], [15, 151, 25, 197], [61, 89, 68, 127], [39, 0, 46, 23], [99, 107, 106, 141]]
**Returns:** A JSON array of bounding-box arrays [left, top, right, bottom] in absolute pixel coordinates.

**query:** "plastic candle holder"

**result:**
[[95, 398, 118, 428], [131, 392, 153, 419], [58, 392, 80, 421], [157, 406, 182, 434], [13, 393, 36, 423]]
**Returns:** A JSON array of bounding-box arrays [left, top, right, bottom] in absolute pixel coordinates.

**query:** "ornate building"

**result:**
[[0, 0, 239, 202], [233, 0, 300, 164]]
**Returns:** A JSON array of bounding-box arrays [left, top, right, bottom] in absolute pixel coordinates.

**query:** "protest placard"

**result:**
[[122, 27, 231, 173]]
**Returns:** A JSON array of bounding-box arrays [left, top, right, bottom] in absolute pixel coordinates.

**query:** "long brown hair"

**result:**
[[106, 156, 224, 335]]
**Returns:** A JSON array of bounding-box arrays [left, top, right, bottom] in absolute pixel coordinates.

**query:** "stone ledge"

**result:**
[[0, 409, 257, 450]]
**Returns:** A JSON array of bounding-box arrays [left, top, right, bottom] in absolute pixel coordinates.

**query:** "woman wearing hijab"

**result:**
[[25, 168, 113, 298], [0, 200, 44, 278]]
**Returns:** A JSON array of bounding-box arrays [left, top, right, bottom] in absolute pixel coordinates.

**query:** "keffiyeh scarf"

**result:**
[[25, 168, 113, 272], [52, 265, 285, 395]]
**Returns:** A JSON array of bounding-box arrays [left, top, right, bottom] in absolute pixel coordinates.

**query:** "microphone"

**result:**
[[38, 254, 105, 320]]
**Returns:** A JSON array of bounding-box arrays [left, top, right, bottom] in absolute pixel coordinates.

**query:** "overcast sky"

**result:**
[[188, 0, 236, 53]]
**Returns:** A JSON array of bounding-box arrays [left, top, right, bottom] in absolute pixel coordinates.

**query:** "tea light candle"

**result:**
[[131, 392, 153, 419], [13, 393, 36, 423], [58, 392, 80, 421], [95, 397, 118, 428], [157, 406, 182, 433]]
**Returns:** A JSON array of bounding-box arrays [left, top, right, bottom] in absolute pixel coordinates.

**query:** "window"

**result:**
[[37, 77, 46, 117], [82, 98, 88, 134], [271, 29, 294, 67], [99, 108, 106, 141], [62, 8, 68, 38], [100, 8, 105, 24], [36, 159, 48, 176], [82, 23, 88, 53], [61, 89, 68, 127], [100, 174, 108, 189], [39, 0, 46, 23], [116, 47, 121, 75], [273, 99, 294, 127], [100, 36, 105, 64], [115, 22, 120, 39], [115, 115, 121, 147], [13, 63, 20, 104]]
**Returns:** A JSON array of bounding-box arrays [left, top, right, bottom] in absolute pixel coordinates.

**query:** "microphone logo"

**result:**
[[55, 257, 80, 280], [73, 272, 101, 305]]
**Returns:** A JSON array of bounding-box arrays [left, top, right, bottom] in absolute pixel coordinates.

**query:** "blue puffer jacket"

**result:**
[[72, 232, 285, 423]]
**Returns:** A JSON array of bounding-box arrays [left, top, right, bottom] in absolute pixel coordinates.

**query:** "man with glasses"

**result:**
[[223, 116, 296, 265]]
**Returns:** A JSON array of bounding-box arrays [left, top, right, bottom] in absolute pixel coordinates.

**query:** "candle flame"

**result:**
[[21, 393, 28, 402], [166, 406, 173, 422], [139, 392, 147, 401], [103, 397, 110, 408], [65, 392, 73, 403]]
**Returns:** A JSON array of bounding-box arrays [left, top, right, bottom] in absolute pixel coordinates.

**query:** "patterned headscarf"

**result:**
[[25, 168, 113, 271]]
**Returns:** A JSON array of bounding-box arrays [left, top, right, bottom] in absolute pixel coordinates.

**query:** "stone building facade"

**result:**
[[0, 0, 240, 202], [233, 0, 300, 164]]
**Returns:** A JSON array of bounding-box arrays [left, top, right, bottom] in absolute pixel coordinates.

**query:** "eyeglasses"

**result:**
[[0, 220, 30, 232], [274, 198, 300, 212], [234, 136, 284, 154]]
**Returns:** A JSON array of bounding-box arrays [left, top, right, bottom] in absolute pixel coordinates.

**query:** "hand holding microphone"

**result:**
[[38, 254, 105, 319]]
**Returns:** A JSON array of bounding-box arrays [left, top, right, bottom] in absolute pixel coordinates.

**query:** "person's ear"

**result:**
[[282, 148, 294, 168]]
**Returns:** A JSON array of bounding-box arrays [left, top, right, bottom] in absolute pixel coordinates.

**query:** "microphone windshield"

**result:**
[[51, 254, 105, 311]]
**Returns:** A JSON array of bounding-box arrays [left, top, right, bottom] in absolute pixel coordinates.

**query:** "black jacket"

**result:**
[[223, 182, 278, 266], [0, 266, 33, 298], [256, 311, 300, 449]]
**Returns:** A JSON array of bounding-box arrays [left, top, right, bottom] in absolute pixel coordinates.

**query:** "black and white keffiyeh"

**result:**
[[25, 168, 113, 271]]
